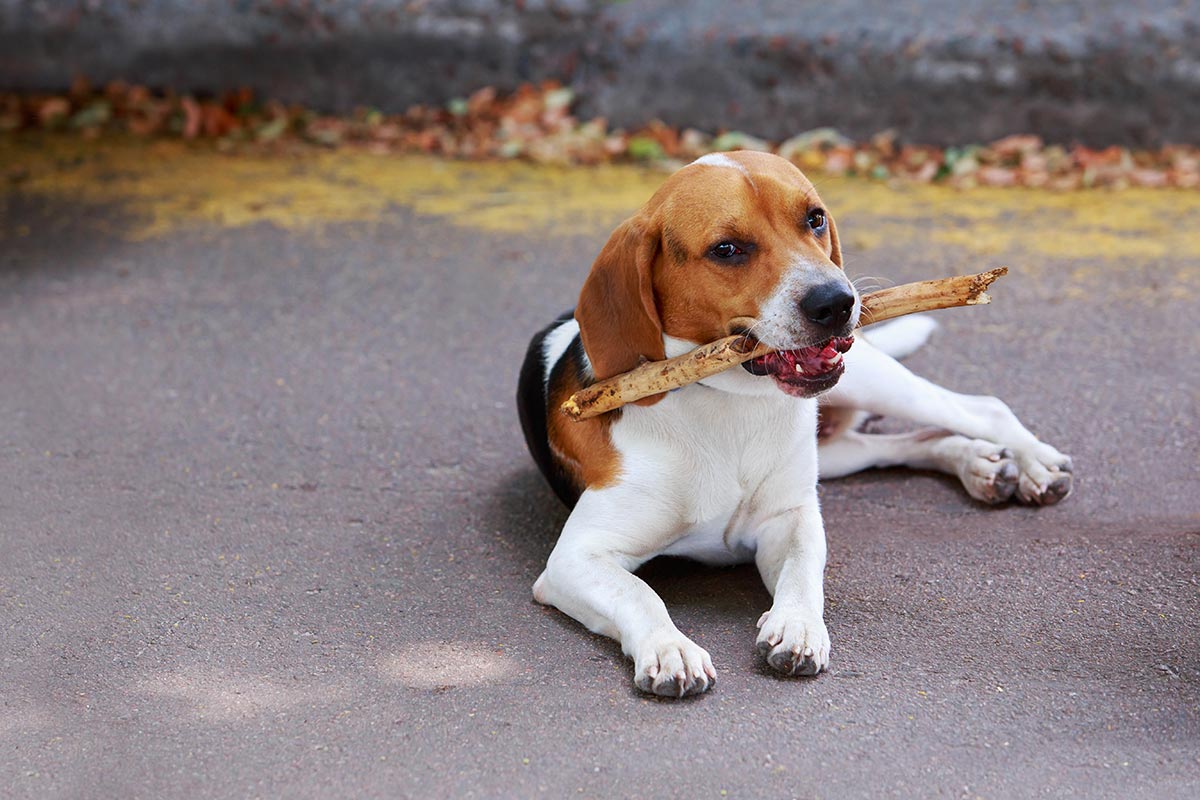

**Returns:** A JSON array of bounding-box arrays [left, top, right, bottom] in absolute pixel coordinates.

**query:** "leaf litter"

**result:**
[[2, 77, 1196, 190]]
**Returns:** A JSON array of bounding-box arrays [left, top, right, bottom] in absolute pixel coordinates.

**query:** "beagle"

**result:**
[[517, 151, 1072, 697]]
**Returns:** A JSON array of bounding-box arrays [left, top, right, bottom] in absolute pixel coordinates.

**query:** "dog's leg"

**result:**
[[532, 490, 716, 698], [825, 338, 1073, 505], [752, 488, 831, 676], [819, 428, 1021, 504]]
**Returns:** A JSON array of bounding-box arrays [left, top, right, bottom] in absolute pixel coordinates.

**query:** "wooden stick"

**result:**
[[856, 267, 1009, 325], [561, 268, 1007, 421]]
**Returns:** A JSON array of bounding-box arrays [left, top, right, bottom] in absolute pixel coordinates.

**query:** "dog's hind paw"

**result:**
[[1014, 443, 1073, 506], [939, 437, 1021, 504], [937, 434, 1072, 506]]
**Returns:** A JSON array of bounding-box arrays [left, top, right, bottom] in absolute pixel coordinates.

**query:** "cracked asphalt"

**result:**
[[1, 137, 1197, 799]]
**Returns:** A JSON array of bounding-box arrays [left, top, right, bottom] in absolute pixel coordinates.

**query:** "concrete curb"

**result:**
[[2, 0, 1198, 146]]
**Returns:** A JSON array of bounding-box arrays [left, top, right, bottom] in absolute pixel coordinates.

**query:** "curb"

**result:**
[[2, 0, 1198, 146]]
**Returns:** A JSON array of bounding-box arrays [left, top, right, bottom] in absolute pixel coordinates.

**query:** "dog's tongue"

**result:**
[[745, 337, 853, 378]]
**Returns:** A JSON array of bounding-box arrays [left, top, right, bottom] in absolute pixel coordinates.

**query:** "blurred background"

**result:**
[[4, 0, 1200, 146], [2, 2, 1198, 799]]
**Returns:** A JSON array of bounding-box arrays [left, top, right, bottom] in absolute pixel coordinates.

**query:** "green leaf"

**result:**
[[711, 131, 770, 152], [69, 100, 111, 129], [543, 88, 574, 112], [256, 116, 289, 141], [627, 136, 666, 161], [778, 127, 850, 155]]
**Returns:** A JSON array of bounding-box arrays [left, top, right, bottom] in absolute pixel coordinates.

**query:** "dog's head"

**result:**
[[576, 151, 859, 403]]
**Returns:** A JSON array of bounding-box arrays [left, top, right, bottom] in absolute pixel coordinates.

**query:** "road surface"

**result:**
[[1, 136, 1197, 799]]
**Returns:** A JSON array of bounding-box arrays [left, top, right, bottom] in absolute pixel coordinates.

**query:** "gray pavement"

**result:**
[[1, 155, 1199, 798], [3, 0, 1200, 145]]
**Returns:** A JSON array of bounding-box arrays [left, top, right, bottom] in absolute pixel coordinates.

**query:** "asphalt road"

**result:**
[[1, 139, 1198, 799]]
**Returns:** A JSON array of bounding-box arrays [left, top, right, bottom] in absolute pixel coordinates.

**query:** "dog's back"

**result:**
[[516, 310, 598, 508]]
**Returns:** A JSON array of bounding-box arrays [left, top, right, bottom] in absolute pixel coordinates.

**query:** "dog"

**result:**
[[516, 151, 1072, 697]]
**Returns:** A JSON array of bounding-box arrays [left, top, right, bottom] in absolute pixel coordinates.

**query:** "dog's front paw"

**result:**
[[755, 607, 830, 677], [1013, 442, 1073, 506], [632, 632, 716, 698]]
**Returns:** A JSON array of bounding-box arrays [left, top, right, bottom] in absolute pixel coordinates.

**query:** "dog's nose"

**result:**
[[799, 282, 856, 331]]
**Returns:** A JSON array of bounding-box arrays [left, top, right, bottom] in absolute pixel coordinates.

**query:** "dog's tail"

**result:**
[[860, 314, 938, 359]]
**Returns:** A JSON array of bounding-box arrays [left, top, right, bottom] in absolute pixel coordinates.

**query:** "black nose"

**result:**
[[799, 282, 856, 331]]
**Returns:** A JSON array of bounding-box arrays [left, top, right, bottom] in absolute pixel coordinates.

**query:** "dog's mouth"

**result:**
[[741, 336, 854, 397]]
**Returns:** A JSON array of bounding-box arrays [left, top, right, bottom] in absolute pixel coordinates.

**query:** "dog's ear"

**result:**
[[827, 213, 844, 269], [575, 214, 665, 405]]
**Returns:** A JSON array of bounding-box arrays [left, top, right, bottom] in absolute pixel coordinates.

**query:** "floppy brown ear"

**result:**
[[827, 214, 844, 268], [575, 215, 665, 404]]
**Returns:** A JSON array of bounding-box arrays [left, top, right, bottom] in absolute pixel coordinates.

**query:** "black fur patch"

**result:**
[[516, 310, 584, 508]]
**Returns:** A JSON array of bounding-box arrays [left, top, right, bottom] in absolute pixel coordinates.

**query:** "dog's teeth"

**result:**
[[794, 363, 803, 373]]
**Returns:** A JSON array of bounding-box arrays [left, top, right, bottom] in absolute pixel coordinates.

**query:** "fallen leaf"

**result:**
[[37, 97, 71, 128]]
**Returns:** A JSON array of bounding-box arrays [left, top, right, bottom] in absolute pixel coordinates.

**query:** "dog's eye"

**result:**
[[710, 242, 744, 259], [807, 209, 828, 233]]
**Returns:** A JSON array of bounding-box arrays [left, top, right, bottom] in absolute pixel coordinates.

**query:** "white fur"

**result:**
[[860, 315, 938, 359], [754, 258, 861, 350], [690, 153, 753, 180], [541, 317, 580, 389]]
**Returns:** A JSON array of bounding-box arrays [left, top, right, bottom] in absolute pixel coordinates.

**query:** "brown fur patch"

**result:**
[[546, 345, 622, 494], [576, 217, 666, 396]]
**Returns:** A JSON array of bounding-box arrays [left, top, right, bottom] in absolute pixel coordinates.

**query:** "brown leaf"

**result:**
[[1128, 168, 1167, 188], [37, 97, 71, 128], [201, 103, 239, 137], [181, 96, 202, 138], [990, 134, 1043, 155], [68, 76, 92, 103], [467, 86, 497, 117], [977, 166, 1017, 187], [127, 85, 151, 107]]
